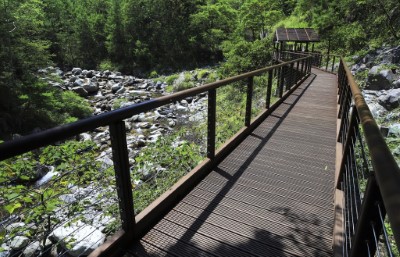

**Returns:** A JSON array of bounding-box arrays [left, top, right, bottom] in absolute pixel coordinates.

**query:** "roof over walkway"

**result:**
[[274, 28, 320, 43]]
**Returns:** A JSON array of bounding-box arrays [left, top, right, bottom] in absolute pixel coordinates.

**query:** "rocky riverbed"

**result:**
[[351, 46, 400, 164], [1, 68, 210, 257]]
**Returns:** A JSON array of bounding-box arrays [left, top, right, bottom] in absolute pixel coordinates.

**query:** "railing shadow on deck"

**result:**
[[159, 74, 319, 256], [0, 56, 312, 257]]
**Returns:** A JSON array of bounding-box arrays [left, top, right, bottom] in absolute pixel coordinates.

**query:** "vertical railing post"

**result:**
[[326, 55, 330, 71], [296, 60, 300, 82], [207, 89, 216, 159], [266, 69, 273, 109], [349, 175, 384, 257], [287, 62, 294, 91], [279, 65, 285, 98], [245, 77, 254, 126], [337, 108, 358, 187], [110, 121, 135, 234], [332, 56, 336, 72]]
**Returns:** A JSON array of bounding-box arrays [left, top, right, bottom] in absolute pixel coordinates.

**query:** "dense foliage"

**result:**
[[1, 0, 399, 137]]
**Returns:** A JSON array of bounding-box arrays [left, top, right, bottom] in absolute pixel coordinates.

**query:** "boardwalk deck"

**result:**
[[129, 69, 338, 257]]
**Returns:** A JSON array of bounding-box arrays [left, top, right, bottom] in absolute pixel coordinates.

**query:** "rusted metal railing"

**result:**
[[0, 56, 312, 257], [337, 58, 400, 256]]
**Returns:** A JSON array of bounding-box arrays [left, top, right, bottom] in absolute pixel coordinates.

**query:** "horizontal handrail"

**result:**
[[279, 51, 340, 73], [337, 58, 400, 256], [0, 56, 311, 161], [0, 55, 312, 257]]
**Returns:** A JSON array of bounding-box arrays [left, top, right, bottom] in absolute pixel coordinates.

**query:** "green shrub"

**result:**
[[112, 98, 129, 110], [165, 74, 179, 85], [131, 130, 202, 213], [61, 91, 92, 121], [98, 59, 119, 71], [149, 70, 159, 78]]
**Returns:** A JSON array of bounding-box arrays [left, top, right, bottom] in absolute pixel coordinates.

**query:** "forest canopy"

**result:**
[[1, 0, 399, 137]]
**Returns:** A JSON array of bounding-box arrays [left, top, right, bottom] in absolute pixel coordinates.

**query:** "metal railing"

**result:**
[[337, 58, 400, 256], [0, 56, 312, 257], [279, 51, 340, 73]]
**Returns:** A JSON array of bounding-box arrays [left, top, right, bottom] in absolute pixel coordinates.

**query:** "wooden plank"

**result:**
[[130, 69, 338, 256]]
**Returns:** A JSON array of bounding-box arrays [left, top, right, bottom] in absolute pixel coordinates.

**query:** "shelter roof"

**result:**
[[274, 28, 320, 42]]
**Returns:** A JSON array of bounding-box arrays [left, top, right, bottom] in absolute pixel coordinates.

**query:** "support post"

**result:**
[[349, 175, 384, 257], [266, 70, 273, 108], [207, 89, 216, 159], [279, 66, 285, 98], [110, 121, 135, 234], [245, 77, 254, 126]]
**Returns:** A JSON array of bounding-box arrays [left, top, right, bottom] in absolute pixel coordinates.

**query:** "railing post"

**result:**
[[332, 56, 336, 72], [266, 69, 273, 108], [207, 89, 216, 159], [109, 121, 136, 234], [296, 60, 300, 82], [326, 55, 330, 71], [349, 174, 384, 257], [286, 62, 294, 91], [279, 66, 285, 98], [245, 77, 254, 126], [337, 108, 358, 187]]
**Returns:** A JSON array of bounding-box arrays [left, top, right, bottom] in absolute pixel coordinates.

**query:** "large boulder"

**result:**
[[378, 88, 400, 110], [9, 236, 29, 251], [111, 83, 122, 93], [389, 124, 400, 137], [72, 68, 82, 76], [22, 241, 40, 257], [82, 81, 99, 94], [73, 78, 84, 88], [366, 65, 395, 90], [50, 221, 105, 257], [71, 86, 88, 97]]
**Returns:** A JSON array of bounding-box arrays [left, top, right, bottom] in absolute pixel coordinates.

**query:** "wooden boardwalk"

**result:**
[[129, 69, 338, 257]]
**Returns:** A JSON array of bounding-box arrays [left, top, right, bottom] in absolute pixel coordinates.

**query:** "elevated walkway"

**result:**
[[129, 69, 338, 256]]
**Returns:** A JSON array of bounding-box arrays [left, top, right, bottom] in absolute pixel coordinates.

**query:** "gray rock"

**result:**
[[116, 87, 126, 94], [138, 83, 149, 90], [69, 76, 78, 83], [6, 222, 25, 232], [50, 221, 105, 257], [0, 251, 10, 257], [73, 79, 84, 88], [97, 155, 113, 169], [10, 236, 29, 250], [393, 79, 400, 89], [22, 241, 40, 257], [83, 81, 99, 93], [86, 70, 95, 78], [72, 68, 82, 75], [79, 133, 92, 141], [138, 122, 151, 129], [155, 81, 163, 89], [367, 102, 387, 118], [388, 124, 400, 137], [366, 66, 394, 90], [378, 88, 400, 110], [59, 194, 76, 204], [71, 86, 88, 97], [111, 83, 122, 93]]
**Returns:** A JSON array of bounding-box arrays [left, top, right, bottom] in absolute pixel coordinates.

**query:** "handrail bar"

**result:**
[[281, 50, 341, 58], [341, 58, 400, 250], [0, 55, 311, 161]]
